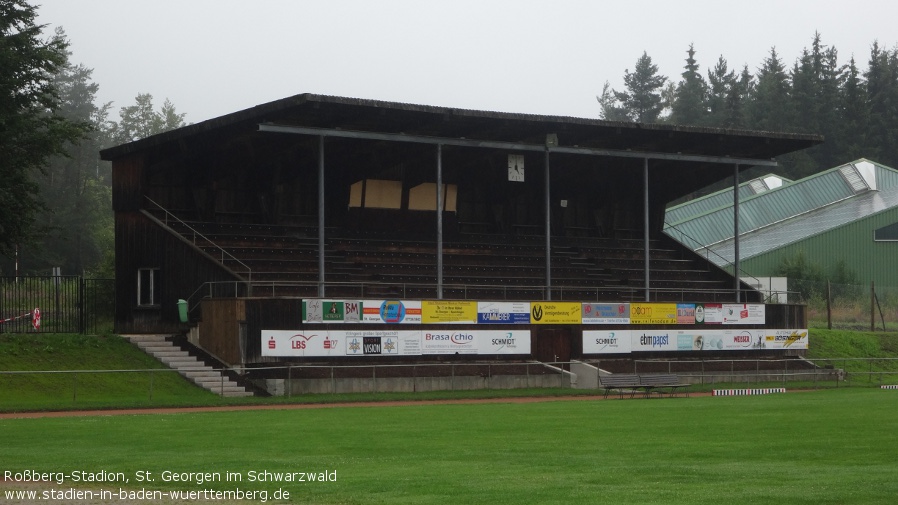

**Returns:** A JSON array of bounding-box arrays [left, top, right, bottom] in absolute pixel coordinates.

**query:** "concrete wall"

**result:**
[[261, 374, 564, 395]]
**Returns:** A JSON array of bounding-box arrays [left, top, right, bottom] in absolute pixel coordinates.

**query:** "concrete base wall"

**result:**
[[259, 369, 842, 395], [260, 374, 564, 396]]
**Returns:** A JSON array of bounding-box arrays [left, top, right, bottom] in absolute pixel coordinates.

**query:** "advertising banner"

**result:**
[[478, 330, 531, 354], [582, 303, 630, 324], [721, 304, 765, 324], [630, 303, 678, 324], [342, 330, 422, 356], [421, 330, 479, 354], [695, 303, 723, 324], [422, 300, 478, 324], [361, 300, 423, 324], [262, 330, 345, 357], [477, 301, 531, 324], [302, 300, 363, 323], [678, 329, 766, 351], [630, 330, 681, 351], [762, 329, 809, 349], [530, 301, 581, 324], [676, 304, 696, 324], [582, 330, 632, 354]]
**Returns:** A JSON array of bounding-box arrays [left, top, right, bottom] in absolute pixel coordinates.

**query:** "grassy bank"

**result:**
[[0, 333, 217, 410]]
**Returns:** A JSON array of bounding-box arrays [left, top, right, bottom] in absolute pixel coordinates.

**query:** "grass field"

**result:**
[[2, 388, 897, 505]]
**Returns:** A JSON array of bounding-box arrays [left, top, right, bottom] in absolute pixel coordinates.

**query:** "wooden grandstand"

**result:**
[[102, 94, 820, 383]]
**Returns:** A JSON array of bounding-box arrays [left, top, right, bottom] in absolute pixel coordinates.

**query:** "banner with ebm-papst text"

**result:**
[[581, 328, 808, 355]]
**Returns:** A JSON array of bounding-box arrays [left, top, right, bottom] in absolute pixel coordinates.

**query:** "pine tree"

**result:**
[[864, 42, 898, 167], [723, 65, 753, 129], [0, 1, 88, 257], [840, 56, 869, 160], [669, 44, 707, 126], [749, 48, 793, 132], [599, 52, 667, 123], [706, 56, 735, 128]]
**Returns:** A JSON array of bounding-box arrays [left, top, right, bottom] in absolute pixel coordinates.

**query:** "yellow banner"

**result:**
[[630, 303, 678, 324], [421, 300, 478, 324], [530, 302, 582, 324]]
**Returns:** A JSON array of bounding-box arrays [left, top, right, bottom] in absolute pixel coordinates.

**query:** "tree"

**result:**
[[29, 49, 113, 274], [723, 65, 753, 129], [110, 93, 187, 144], [597, 82, 632, 121], [749, 47, 793, 132], [669, 44, 708, 126], [598, 52, 667, 123], [864, 42, 898, 168], [0, 0, 88, 256], [840, 56, 869, 160], [705, 56, 735, 128]]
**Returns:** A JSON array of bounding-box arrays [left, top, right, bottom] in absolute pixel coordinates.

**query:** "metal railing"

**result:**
[[144, 196, 252, 283], [183, 279, 773, 304]]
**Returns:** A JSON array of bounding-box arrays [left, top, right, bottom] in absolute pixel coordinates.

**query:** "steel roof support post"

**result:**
[[733, 163, 740, 303], [436, 144, 444, 299], [318, 135, 326, 298], [644, 158, 651, 302], [544, 146, 552, 300]]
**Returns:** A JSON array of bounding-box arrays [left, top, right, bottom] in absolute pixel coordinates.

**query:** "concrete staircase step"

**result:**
[[126, 334, 253, 398], [151, 351, 191, 358], [122, 334, 169, 343]]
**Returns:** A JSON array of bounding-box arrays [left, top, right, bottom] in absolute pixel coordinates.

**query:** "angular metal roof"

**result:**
[[665, 174, 791, 225], [664, 159, 898, 265]]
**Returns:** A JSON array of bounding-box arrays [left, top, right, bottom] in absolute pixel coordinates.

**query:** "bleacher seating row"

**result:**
[[156, 215, 737, 301]]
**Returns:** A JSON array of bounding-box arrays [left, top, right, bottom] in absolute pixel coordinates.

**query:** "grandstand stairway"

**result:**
[[123, 335, 253, 397]]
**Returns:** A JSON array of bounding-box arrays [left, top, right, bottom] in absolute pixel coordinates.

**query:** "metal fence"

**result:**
[[0, 277, 114, 334]]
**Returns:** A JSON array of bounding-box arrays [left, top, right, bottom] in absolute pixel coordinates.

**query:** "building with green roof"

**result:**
[[664, 159, 898, 293]]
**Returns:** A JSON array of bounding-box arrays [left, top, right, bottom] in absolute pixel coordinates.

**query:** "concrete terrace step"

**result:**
[[123, 334, 253, 398]]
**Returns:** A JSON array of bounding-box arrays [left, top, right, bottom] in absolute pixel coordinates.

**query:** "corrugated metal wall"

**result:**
[[740, 207, 898, 286]]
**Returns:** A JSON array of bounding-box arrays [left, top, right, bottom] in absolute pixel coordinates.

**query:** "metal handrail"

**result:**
[[182, 279, 802, 303], [662, 220, 777, 300], [144, 196, 252, 284]]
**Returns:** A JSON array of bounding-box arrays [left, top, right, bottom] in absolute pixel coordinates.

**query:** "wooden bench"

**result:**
[[599, 374, 642, 399], [599, 373, 690, 399], [637, 374, 690, 398]]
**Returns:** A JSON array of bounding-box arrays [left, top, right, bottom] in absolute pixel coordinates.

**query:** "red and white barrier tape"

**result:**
[[0, 308, 41, 330]]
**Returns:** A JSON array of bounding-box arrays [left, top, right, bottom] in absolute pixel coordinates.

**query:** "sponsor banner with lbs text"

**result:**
[[262, 330, 345, 357], [262, 329, 531, 356], [582, 328, 808, 354]]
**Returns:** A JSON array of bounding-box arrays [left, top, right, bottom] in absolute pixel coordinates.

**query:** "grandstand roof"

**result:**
[[664, 159, 898, 266], [101, 93, 820, 162]]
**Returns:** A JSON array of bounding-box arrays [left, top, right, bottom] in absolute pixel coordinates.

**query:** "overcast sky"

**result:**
[[35, 0, 898, 125]]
